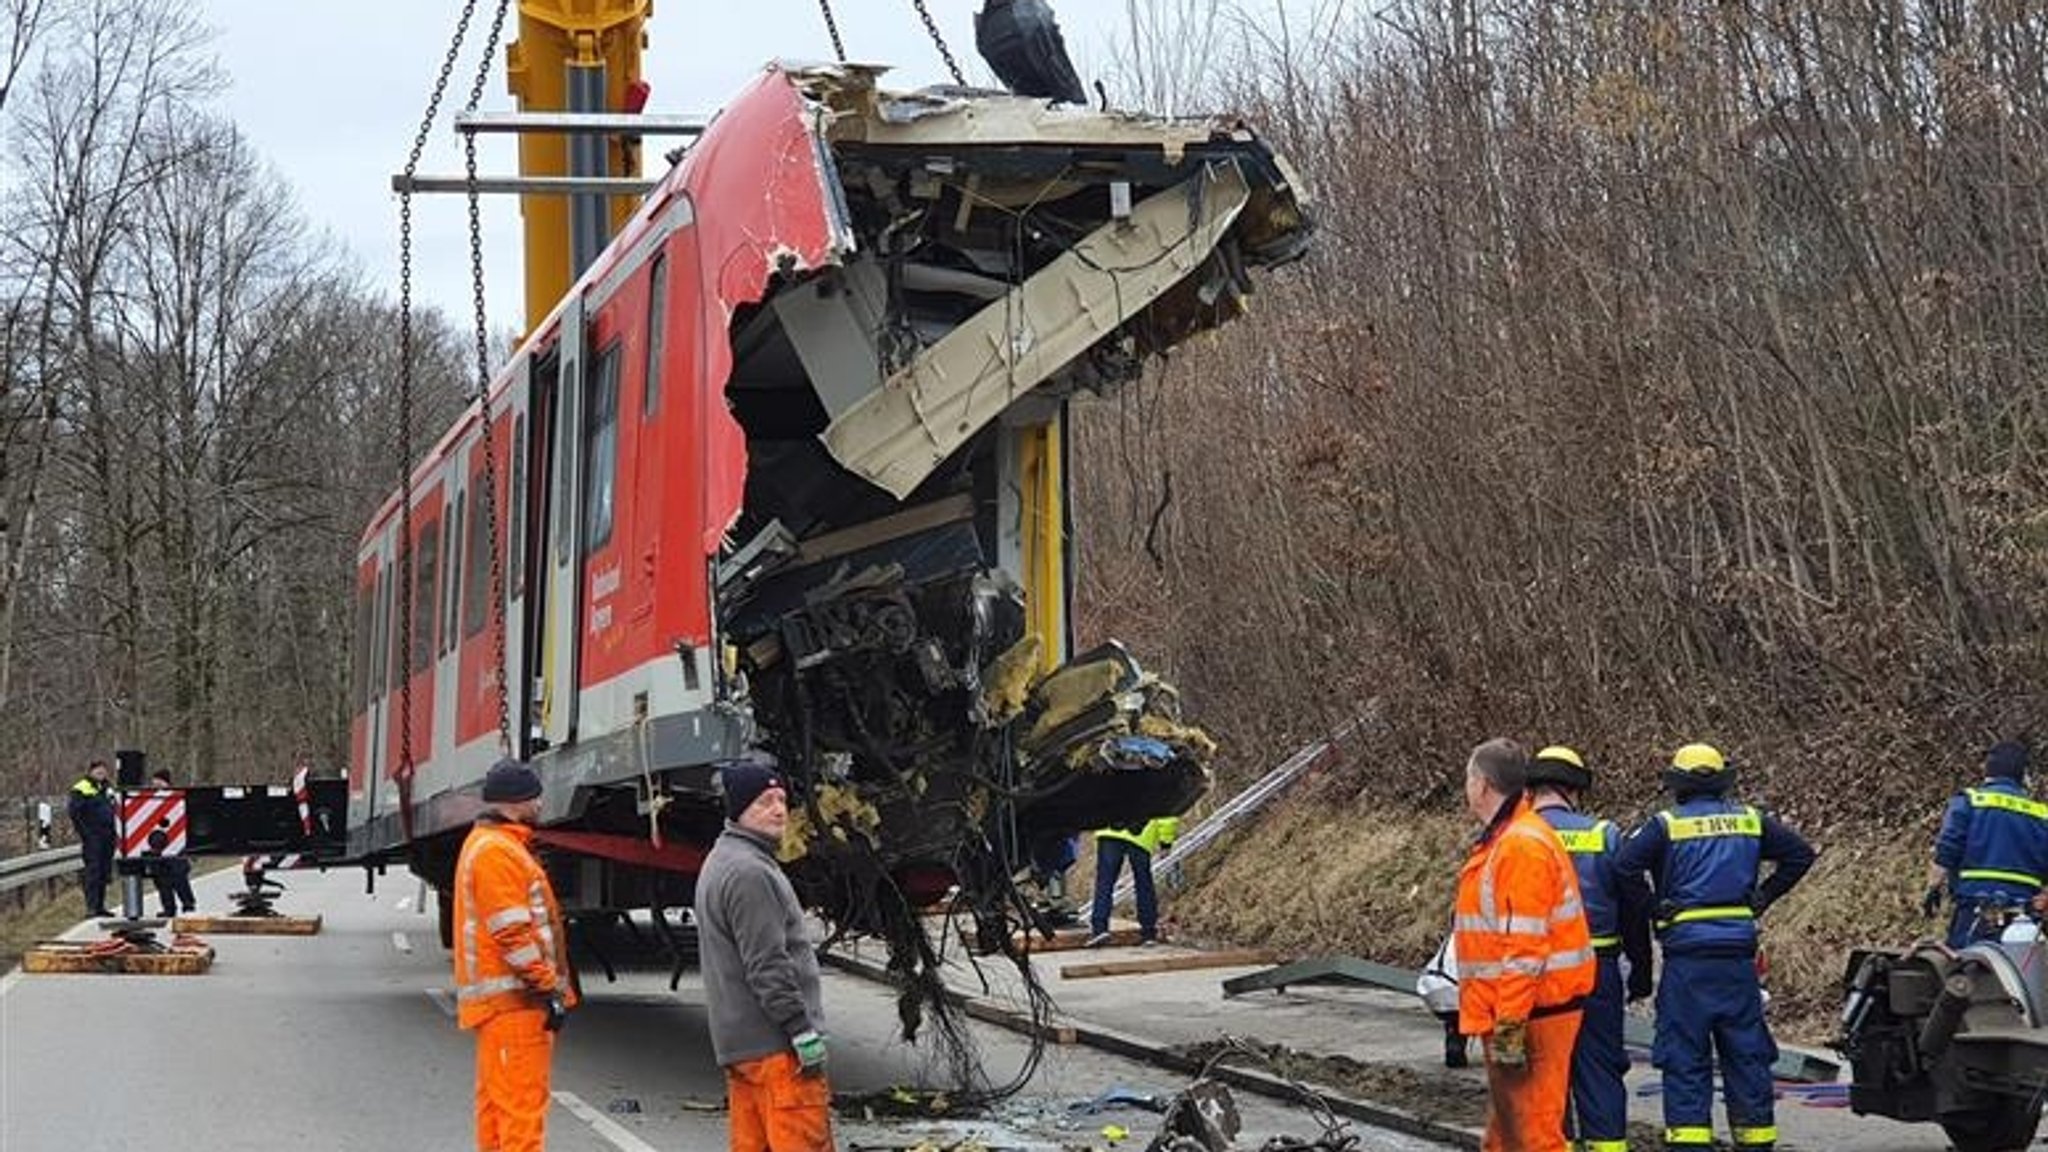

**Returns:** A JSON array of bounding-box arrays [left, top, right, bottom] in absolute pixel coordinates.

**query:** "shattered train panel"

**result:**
[[711, 65, 1309, 913]]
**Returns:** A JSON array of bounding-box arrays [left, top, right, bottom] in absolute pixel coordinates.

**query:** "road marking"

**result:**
[[425, 987, 455, 1018], [391, 931, 413, 954], [554, 1090, 663, 1152]]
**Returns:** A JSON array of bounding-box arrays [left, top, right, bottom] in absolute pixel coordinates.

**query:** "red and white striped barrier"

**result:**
[[119, 789, 188, 858]]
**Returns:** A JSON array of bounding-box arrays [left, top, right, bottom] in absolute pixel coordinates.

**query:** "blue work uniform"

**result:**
[[1932, 778, 2048, 948], [1614, 797, 1815, 1151], [66, 775, 117, 915], [1539, 803, 1652, 1152]]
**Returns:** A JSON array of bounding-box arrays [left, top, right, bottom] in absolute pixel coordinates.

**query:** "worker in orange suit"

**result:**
[[453, 759, 577, 1152], [1455, 737, 1597, 1151], [695, 754, 835, 1152]]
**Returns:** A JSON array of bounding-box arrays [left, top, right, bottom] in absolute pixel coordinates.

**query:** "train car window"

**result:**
[[510, 414, 527, 599], [643, 253, 667, 417], [465, 463, 491, 638], [444, 493, 464, 655], [583, 342, 622, 555], [412, 518, 440, 674]]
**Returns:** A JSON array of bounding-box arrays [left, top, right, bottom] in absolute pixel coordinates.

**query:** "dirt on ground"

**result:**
[[1173, 1036, 1492, 1129]]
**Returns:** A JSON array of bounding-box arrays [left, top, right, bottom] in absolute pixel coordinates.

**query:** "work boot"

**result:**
[[1443, 1031, 1468, 1068], [1084, 932, 1112, 948]]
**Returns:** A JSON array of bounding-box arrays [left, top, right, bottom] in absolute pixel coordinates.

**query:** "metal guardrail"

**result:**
[[0, 846, 81, 897]]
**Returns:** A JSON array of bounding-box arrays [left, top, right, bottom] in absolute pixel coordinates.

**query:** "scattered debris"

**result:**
[[606, 1098, 642, 1115], [1069, 1086, 1171, 1116], [1145, 1081, 1238, 1152], [836, 1087, 974, 1121]]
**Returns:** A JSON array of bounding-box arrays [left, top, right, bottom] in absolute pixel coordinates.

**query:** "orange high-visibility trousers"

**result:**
[[475, 1008, 554, 1152], [1482, 1010, 1581, 1152], [726, 1050, 835, 1152]]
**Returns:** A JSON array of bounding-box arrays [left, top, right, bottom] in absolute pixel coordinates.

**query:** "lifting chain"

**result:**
[[909, 0, 965, 86], [816, 0, 847, 63], [396, 0, 487, 789], [460, 0, 517, 755]]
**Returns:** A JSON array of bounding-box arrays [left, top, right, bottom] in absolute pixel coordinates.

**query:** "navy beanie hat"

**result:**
[[720, 755, 784, 821], [1987, 741, 2030, 781], [482, 758, 543, 803]]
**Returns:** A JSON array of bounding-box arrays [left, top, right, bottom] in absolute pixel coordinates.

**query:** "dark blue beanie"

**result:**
[[482, 758, 543, 803], [1987, 741, 2030, 781], [719, 754, 784, 821]]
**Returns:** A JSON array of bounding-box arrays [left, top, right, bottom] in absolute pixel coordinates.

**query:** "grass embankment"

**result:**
[[1170, 791, 1932, 1045], [0, 887, 94, 972]]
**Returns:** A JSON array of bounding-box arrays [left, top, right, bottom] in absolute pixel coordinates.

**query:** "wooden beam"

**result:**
[[1061, 949, 1279, 980], [173, 914, 321, 935]]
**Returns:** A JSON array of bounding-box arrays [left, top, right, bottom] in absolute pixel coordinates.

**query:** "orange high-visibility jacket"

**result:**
[[1455, 796, 1596, 1035], [452, 818, 577, 1029]]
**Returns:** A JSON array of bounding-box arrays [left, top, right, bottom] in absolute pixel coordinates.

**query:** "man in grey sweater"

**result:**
[[694, 754, 834, 1152]]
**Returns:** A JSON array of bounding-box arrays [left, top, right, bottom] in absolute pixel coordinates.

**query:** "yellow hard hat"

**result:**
[[1528, 744, 1591, 790], [1670, 743, 1728, 774]]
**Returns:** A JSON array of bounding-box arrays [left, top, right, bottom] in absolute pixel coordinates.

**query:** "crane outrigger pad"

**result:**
[[23, 932, 214, 975]]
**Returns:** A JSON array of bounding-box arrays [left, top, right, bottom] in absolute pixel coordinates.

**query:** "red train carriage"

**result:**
[[348, 64, 1310, 936]]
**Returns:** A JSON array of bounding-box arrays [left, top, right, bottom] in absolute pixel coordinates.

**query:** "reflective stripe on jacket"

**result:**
[[67, 777, 115, 840], [1096, 816, 1179, 855], [1652, 802, 1763, 951], [1539, 809, 1624, 948], [1455, 797, 1596, 1035], [1935, 779, 2048, 902], [1614, 794, 1814, 957], [452, 817, 576, 1029]]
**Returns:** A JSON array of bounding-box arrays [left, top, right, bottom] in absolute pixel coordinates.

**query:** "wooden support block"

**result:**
[[23, 940, 214, 975], [1060, 949, 1279, 980], [173, 914, 321, 936]]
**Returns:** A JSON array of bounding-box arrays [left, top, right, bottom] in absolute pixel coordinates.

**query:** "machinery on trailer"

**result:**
[[1839, 919, 2048, 1152]]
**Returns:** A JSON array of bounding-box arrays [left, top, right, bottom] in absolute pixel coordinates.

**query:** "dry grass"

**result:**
[[1172, 790, 1467, 968], [0, 885, 93, 972]]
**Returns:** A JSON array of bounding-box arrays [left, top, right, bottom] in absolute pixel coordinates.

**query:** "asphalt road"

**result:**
[[1, 864, 1453, 1151]]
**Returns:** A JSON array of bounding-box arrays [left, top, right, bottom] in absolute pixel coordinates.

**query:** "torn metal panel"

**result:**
[[819, 161, 1255, 499]]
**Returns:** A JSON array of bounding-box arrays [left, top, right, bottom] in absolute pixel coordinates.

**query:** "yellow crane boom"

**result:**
[[505, 0, 651, 329]]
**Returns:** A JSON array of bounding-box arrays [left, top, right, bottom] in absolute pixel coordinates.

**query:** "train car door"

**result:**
[[539, 293, 587, 748]]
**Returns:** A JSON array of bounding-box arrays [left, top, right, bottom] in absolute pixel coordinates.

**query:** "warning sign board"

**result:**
[[119, 788, 188, 858]]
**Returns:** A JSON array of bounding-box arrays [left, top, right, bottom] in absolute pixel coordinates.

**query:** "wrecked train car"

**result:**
[[346, 64, 1311, 936]]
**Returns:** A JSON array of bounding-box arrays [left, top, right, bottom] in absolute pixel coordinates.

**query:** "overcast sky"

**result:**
[[191, 0, 1151, 334]]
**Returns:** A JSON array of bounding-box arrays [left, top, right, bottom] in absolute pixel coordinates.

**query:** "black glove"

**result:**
[[543, 993, 569, 1032], [1921, 885, 1944, 919], [1627, 961, 1654, 1003]]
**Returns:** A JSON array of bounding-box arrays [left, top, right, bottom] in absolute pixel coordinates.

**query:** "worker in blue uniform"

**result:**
[[66, 759, 117, 917], [1527, 746, 1653, 1152], [1613, 743, 1815, 1152], [1924, 741, 2047, 948]]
